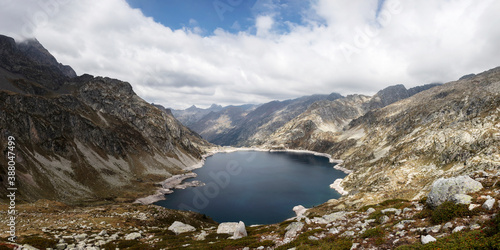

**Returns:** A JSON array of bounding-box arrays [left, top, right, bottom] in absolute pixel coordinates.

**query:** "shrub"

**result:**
[[430, 201, 471, 224], [484, 214, 500, 236], [362, 227, 385, 238]]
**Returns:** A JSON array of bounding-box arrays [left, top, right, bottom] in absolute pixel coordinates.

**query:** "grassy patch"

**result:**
[[379, 199, 409, 208], [396, 231, 496, 250], [102, 240, 156, 250], [362, 227, 385, 238], [397, 212, 500, 249], [368, 210, 385, 224], [429, 201, 472, 224], [276, 232, 352, 250]]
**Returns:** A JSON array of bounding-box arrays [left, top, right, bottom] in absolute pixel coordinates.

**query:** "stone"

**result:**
[[426, 225, 441, 233], [469, 204, 481, 210], [328, 228, 340, 234], [452, 226, 465, 233], [217, 222, 240, 234], [366, 208, 376, 215], [381, 208, 402, 216], [311, 217, 328, 224], [421, 235, 436, 244], [230, 221, 247, 240], [427, 176, 483, 208], [450, 194, 473, 205], [470, 224, 481, 230], [379, 215, 390, 224], [482, 198, 496, 210], [124, 232, 142, 240], [394, 220, 415, 230], [195, 230, 208, 241], [323, 211, 348, 223], [443, 222, 454, 230], [21, 245, 38, 250], [74, 233, 88, 242], [56, 243, 67, 250], [308, 236, 319, 241], [168, 221, 196, 235], [403, 208, 413, 214], [341, 231, 355, 237], [285, 222, 304, 239], [98, 230, 107, 236], [293, 205, 308, 217]]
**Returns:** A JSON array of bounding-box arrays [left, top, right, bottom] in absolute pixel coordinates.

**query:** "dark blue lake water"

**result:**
[[155, 151, 346, 225]]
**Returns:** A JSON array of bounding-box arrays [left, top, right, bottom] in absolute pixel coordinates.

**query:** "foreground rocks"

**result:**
[[2, 170, 500, 249], [427, 175, 483, 208]]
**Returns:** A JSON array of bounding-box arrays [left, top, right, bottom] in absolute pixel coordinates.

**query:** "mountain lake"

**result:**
[[155, 151, 347, 225]]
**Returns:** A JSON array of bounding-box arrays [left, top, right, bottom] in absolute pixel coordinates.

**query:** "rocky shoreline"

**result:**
[[135, 146, 351, 205], [330, 178, 349, 195]]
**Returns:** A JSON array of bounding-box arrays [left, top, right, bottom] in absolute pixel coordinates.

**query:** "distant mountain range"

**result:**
[[172, 84, 440, 147], [172, 69, 499, 206], [0, 35, 210, 203]]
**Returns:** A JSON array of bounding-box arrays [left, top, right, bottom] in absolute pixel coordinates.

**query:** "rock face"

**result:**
[[284, 222, 304, 239], [176, 93, 344, 146], [171, 104, 225, 127], [217, 221, 247, 239], [231, 221, 247, 239], [168, 221, 196, 234], [421, 235, 436, 244], [427, 176, 483, 208], [0, 35, 211, 203], [217, 222, 240, 234]]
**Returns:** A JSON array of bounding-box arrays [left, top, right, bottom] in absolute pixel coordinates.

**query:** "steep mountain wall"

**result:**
[[0, 35, 211, 204]]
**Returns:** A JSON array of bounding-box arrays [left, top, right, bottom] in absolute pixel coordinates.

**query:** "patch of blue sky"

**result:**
[[126, 0, 313, 35]]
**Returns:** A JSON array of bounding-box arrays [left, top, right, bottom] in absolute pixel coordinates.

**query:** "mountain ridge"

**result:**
[[0, 34, 211, 204]]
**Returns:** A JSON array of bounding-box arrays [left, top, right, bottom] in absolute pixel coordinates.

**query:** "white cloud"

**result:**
[[0, 0, 499, 109], [255, 15, 274, 36]]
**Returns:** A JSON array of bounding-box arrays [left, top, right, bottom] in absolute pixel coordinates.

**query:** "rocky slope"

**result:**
[[264, 84, 440, 152], [0, 35, 211, 204], [267, 67, 499, 207]]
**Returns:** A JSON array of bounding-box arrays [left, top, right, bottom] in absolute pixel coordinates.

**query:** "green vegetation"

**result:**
[[396, 230, 500, 250], [368, 210, 385, 224], [102, 240, 155, 250], [362, 227, 385, 238], [398, 209, 500, 249], [429, 201, 472, 224], [276, 229, 352, 250]]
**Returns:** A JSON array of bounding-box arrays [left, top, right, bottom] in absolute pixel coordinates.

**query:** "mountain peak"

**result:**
[[17, 38, 77, 78]]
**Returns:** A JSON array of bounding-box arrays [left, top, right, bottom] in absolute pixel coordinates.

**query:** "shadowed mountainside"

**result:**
[[0, 35, 211, 204]]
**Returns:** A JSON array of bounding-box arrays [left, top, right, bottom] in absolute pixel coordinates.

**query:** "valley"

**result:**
[[0, 34, 499, 249]]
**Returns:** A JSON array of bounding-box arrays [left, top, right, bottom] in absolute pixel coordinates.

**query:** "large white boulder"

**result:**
[[217, 222, 240, 234], [421, 235, 436, 244], [427, 176, 482, 208], [230, 221, 247, 239]]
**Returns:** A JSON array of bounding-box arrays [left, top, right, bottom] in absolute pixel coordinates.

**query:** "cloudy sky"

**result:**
[[0, 0, 499, 109]]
